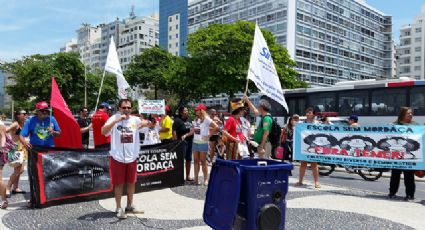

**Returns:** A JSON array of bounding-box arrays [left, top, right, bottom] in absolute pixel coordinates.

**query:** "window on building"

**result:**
[[169, 44, 172, 48], [416, 28, 422, 33], [415, 56, 421, 61], [169, 17, 172, 22], [176, 42, 179, 47], [414, 66, 421, 71], [176, 34, 178, 38], [415, 47, 421, 52], [339, 91, 369, 115], [169, 35, 172, 40], [176, 15, 179, 20], [371, 89, 406, 115], [176, 24, 179, 30], [169, 26, 172, 31], [415, 37, 422, 42]]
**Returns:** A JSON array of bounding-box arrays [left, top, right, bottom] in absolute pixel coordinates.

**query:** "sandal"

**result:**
[[12, 188, 26, 194], [314, 183, 321, 189], [294, 182, 304, 187], [0, 200, 8, 209]]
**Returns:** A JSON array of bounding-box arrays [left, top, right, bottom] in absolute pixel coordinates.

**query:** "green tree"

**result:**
[[186, 21, 306, 97], [125, 46, 179, 99], [1, 52, 117, 112]]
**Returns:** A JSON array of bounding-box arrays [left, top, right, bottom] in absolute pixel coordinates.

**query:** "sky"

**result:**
[[0, 0, 423, 62]]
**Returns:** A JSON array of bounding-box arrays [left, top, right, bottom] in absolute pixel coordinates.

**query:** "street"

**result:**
[[0, 163, 424, 229]]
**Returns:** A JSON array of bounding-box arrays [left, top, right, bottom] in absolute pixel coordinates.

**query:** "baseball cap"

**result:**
[[35, 101, 49, 110], [195, 104, 207, 111], [348, 115, 358, 121], [100, 102, 110, 108]]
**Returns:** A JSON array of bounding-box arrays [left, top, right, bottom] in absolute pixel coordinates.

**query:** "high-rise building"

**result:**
[[397, 5, 425, 80], [181, 0, 393, 86], [0, 62, 14, 109], [118, 11, 159, 71], [60, 39, 78, 53], [99, 19, 126, 69], [159, 0, 189, 56], [76, 24, 102, 70]]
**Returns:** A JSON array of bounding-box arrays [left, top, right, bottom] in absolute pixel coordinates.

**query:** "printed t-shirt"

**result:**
[[105, 114, 141, 163], [193, 117, 212, 144], [140, 127, 160, 145], [20, 116, 61, 147]]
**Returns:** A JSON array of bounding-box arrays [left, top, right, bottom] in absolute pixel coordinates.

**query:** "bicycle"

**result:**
[[318, 163, 386, 181]]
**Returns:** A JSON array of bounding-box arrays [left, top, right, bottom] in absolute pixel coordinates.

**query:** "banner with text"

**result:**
[[293, 124, 425, 170], [138, 99, 165, 115], [29, 141, 184, 208]]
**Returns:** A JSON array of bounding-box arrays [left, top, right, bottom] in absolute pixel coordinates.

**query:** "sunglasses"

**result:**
[[121, 107, 131, 109]]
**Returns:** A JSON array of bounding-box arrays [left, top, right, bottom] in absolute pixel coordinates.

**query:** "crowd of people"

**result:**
[[0, 97, 420, 218]]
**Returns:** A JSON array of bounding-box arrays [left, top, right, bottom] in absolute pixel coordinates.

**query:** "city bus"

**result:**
[[284, 78, 425, 125]]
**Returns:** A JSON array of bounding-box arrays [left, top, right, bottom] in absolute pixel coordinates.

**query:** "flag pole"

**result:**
[[95, 70, 106, 111]]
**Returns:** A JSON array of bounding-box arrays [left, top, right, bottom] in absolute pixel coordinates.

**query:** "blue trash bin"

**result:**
[[204, 159, 293, 230]]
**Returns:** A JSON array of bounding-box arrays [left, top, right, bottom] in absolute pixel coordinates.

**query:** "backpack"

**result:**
[[261, 115, 281, 147]]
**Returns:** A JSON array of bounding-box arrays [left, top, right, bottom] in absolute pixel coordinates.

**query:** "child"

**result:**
[[140, 117, 161, 146]]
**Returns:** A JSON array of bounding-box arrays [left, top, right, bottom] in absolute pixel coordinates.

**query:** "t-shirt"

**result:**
[[193, 117, 212, 143], [240, 117, 251, 140], [20, 116, 61, 147], [173, 116, 193, 141], [140, 127, 160, 145], [159, 115, 173, 140], [224, 116, 245, 141], [253, 115, 272, 144], [77, 117, 91, 145], [92, 110, 110, 146], [105, 114, 141, 163]]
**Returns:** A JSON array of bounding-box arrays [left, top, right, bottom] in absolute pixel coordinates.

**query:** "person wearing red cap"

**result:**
[[192, 104, 219, 185], [19, 101, 61, 148], [159, 105, 173, 143]]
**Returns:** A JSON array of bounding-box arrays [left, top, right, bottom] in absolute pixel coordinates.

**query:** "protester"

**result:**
[[192, 104, 218, 186], [347, 115, 359, 127], [107, 105, 113, 117], [320, 116, 331, 124], [223, 99, 245, 160], [243, 96, 272, 159], [101, 99, 146, 219], [19, 101, 61, 208], [208, 108, 221, 163], [172, 106, 194, 182], [239, 106, 252, 159], [388, 107, 417, 201], [6, 110, 28, 198], [0, 120, 10, 208], [92, 102, 111, 149], [140, 116, 160, 146], [159, 106, 173, 143], [281, 114, 298, 162], [77, 107, 92, 149], [296, 107, 320, 188]]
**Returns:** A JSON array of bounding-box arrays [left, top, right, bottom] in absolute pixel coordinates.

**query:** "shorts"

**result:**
[[192, 142, 209, 153], [110, 157, 137, 185], [184, 140, 193, 162]]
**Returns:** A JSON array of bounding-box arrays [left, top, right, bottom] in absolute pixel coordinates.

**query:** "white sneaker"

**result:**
[[116, 208, 127, 219]]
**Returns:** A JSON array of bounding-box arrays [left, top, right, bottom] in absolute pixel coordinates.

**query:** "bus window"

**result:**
[[410, 87, 425, 115], [339, 91, 369, 116], [287, 97, 306, 116], [371, 89, 406, 116], [308, 93, 336, 113]]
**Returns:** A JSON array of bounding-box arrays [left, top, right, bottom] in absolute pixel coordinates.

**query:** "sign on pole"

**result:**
[[138, 99, 165, 115]]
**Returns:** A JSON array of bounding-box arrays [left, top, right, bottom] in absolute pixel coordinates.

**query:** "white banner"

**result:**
[[105, 36, 130, 99], [138, 99, 165, 115], [247, 24, 288, 112]]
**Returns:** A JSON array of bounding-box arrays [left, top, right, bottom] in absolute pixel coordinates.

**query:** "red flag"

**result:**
[[50, 77, 82, 148]]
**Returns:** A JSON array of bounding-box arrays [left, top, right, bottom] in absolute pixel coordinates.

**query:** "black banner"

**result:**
[[29, 141, 184, 208]]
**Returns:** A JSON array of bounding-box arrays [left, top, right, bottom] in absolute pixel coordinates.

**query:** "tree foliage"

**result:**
[[186, 21, 306, 96], [1, 52, 117, 111]]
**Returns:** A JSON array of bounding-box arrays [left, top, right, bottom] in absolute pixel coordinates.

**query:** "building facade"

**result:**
[[76, 24, 102, 70], [0, 62, 14, 109], [184, 0, 392, 86], [159, 0, 189, 56], [60, 39, 78, 53], [397, 5, 425, 80], [118, 13, 159, 71], [99, 19, 126, 69]]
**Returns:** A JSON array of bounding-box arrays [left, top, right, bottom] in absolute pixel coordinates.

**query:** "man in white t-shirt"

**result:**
[[101, 99, 147, 219]]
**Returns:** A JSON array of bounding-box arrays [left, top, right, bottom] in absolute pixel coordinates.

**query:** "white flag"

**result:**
[[105, 36, 130, 99], [247, 24, 288, 112]]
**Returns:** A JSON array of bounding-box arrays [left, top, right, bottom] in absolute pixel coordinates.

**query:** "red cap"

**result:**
[[36, 101, 49, 110], [195, 104, 207, 111]]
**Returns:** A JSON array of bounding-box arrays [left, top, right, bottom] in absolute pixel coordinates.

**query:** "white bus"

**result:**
[[284, 78, 425, 125]]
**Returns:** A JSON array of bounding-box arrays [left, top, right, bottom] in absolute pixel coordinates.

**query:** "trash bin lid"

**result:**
[[203, 159, 241, 230]]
